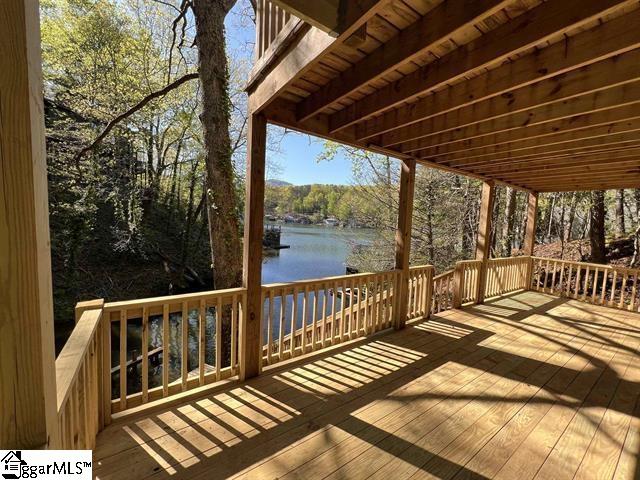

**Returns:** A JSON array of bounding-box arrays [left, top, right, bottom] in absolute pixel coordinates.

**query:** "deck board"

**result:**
[[93, 291, 640, 480]]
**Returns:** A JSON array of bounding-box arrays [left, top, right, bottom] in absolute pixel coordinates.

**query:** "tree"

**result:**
[[589, 190, 607, 263], [615, 189, 626, 237]]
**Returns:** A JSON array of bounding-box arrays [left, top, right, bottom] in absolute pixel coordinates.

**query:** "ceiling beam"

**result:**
[[269, 0, 379, 37], [263, 99, 529, 192], [248, 1, 388, 113], [354, 6, 640, 142], [421, 119, 640, 166], [296, 0, 511, 122], [440, 137, 640, 169], [496, 160, 640, 181], [411, 103, 640, 158], [385, 49, 640, 151], [328, 0, 636, 133], [400, 80, 640, 158], [475, 149, 640, 175]]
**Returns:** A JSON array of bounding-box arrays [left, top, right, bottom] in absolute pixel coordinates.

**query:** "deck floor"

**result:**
[[94, 291, 640, 479]]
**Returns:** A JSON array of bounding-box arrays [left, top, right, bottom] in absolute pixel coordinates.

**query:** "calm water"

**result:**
[[262, 224, 376, 283], [113, 225, 376, 398]]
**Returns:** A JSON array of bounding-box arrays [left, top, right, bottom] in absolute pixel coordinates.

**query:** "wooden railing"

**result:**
[[55, 306, 103, 449], [485, 257, 530, 298], [407, 265, 434, 320], [432, 269, 455, 313], [102, 288, 245, 414], [531, 257, 640, 311], [261, 270, 401, 366], [453, 260, 483, 306], [255, 0, 301, 59]]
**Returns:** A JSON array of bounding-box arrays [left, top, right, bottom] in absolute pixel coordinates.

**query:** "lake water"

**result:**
[[262, 224, 376, 283], [114, 225, 377, 398]]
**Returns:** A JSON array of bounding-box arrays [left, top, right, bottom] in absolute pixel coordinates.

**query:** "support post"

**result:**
[[475, 181, 496, 304], [240, 112, 267, 381], [394, 158, 416, 328], [452, 262, 464, 309], [0, 0, 59, 448], [523, 192, 539, 289]]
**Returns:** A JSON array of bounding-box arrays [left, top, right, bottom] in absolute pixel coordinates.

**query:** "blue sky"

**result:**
[[226, 2, 354, 186]]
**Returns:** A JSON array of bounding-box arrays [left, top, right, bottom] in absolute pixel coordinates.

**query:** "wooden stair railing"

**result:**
[[55, 302, 104, 449]]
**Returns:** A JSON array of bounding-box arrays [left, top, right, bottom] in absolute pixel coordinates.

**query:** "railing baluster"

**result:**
[[199, 299, 206, 385], [279, 287, 285, 360], [142, 306, 149, 402], [302, 285, 309, 352], [181, 302, 188, 391], [591, 268, 599, 303], [620, 272, 629, 309], [630, 272, 639, 312], [610, 270, 618, 306], [215, 296, 223, 379], [267, 289, 274, 363], [162, 304, 169, 397], [312, 285, 319, 348], [119, 310, 127, 410], [291, 286, 299, 355]]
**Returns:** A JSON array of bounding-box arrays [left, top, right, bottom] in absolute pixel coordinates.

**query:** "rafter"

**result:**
[[411, 103, 640, 159], [296, 0, 511, 122], [353, 6, 640, 142], [383, 49, 640, 151], [328, 0, 636, 133]]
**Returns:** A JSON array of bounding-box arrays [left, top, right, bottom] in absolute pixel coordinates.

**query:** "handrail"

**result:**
[[55, 306, 103, 449], [531, 257, 640, 311], [261, 270, 402, 366]]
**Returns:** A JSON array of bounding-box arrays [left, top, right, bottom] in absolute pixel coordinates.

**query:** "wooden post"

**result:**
[[0, 0, 59, 448], [452, 262, 464, 308], [394, 158, 416, 329], [239, 112, 267, 380], [523, 191, 539, 289], [475, 181, 496, 303]]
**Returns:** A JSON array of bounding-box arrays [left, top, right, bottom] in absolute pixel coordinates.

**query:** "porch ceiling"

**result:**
[[252, 0, 640, 192]]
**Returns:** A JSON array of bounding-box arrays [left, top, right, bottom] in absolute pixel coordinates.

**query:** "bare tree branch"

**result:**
[[75, 72, 199, 161]]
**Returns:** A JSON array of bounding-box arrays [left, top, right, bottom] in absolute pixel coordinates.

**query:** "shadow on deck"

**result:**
[[93, 291, 640, 480]]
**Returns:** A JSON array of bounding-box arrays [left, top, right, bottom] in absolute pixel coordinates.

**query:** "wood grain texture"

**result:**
[[92, 291, 640, 480], [0, 0, 58, 448]]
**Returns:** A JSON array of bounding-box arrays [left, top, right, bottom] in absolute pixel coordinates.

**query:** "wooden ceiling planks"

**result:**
[[252, 0, 640, 192]]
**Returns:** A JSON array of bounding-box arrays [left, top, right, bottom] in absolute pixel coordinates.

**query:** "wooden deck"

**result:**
[[93, 291, 640, 480]]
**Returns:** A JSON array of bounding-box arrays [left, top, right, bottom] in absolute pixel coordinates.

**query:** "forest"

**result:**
[[40, 0, 640, 348]]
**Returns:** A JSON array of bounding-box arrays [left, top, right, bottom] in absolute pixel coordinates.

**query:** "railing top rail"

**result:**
[[409, 264, 434, 271], [487, 256, 529, 262], [103, 286, 246, 312], [262, 269, 401, 290], [532, 257, 640, 274], [456, 259, 483, 265], [55, 308, 102, 412], [433, 269, 455, 281]]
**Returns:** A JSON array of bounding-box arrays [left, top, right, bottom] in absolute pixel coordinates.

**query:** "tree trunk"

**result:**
[[565, 192, 577, 243], [502, 187, 516, 256], [615, 189, 626, 237], [193, 0, 241, 365], [589, 190, 606, 264]]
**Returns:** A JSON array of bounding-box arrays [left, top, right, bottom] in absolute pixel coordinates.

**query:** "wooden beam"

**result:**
[[496, 160, 640, 182], [296, 0, 511, 122], [355, 6, 640, 142], [475, 181, 495, 303], [329, 0, 635, 133], [424, 118, 640, 165], [0, 0, 58, 448], [263, 98, 530, 192], [386, 49, 640, 151], [442, 134, 640, 169], [270, 0, 340, 35], [248, 0, 389, 113], [410, 103, 640, 158], [479, 149, 640, 175], [240, 112, 267, 381], [394, 158, 416, 329], [271, 0, 382, 37]]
